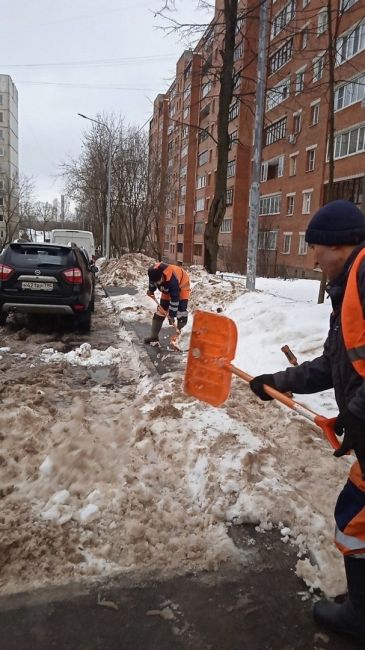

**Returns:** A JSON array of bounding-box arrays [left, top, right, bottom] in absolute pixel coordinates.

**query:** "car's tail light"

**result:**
[[73, 304, 85, 312], [62, 267, 83, 284], [0, 264, 14, 281]]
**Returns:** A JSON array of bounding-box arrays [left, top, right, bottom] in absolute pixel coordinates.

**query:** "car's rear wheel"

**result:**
[[0, 311, 7, 326], [76, 307, 92, 331]]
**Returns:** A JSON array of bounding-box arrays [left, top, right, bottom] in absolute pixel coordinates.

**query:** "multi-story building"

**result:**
[[149, 0, 365, 277], [0, 74, 19, 245]]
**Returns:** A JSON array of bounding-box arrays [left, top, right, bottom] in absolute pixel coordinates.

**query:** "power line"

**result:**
[[2, 54, 177, 69], [17, 80, 157, 91]]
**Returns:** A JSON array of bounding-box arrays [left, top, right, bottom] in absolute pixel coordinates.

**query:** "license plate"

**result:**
[[21, 282, 54, 291]]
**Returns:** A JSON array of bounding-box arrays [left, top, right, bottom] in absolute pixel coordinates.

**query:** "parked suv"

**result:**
[[0, 242, 94, 329]]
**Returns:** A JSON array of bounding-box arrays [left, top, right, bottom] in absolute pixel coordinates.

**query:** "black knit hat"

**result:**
[[148, 266, 163, 282], [305, 200, 365, 245]]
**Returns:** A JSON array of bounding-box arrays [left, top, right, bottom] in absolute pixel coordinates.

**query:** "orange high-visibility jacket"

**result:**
[[154, 263, 191, 301], [342, 247, 365, 378]]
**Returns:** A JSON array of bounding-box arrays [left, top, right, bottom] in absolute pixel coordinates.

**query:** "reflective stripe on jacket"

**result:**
[[342, 248, 365, 378], [335, 461, 365, 555]]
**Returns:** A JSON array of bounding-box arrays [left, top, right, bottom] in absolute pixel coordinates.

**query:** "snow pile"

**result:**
[[40, 342, 130, 367], [0, 253, 351, 600], [99, 252, 155, 286]]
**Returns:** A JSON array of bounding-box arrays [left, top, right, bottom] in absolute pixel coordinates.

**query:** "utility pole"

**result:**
[[60, 194, 65, 226], [246, 0, 270, 291]]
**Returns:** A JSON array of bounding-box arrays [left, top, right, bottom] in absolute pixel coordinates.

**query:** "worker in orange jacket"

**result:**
[[250, 200, 365, 645], [144, 262, 191, 344]]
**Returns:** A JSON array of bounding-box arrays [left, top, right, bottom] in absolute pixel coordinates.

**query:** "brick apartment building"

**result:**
[[148, 0, 365, 278]]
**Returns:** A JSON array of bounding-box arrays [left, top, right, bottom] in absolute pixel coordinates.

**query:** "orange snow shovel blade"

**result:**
[[184, 310, 237, 407], [184, 310, 340, 451]]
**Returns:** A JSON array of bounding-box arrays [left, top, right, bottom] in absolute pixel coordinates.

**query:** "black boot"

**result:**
[[144, 314, 164, 344], [313, 556, 365, 643]]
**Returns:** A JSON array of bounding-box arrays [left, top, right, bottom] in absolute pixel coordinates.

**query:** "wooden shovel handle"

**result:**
[[224, 362, 340, 450]]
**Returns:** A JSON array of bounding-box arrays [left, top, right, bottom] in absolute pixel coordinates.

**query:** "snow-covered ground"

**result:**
[[0, 254, 350, 599]]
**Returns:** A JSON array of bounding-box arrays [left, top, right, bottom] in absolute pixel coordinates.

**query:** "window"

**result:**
[[198, 129, 209, 144], [193, 243, 203, 256], [302, 191, 313, 213], [177, 242, 183, 253], [306, 148, 316, 171], [286, 194, 295, 215], [259, 194, 281, 215], [0, 148, 4, 157], [194, 221, 204, 234], [289, 154, 297, 176], [202, 81, 212, 98], [196, 197, 205, 211], [229, 102, 240, 121], [0, 113, 3, 123], [226, 188, 234, 205], [178, 204, 185, 216], [196, 174, 207, 189], [180, 185, 186, 199], [333, 124, 365, 159], [181, 145, 188, 158], [298, 233, 308, 255], [317, 9, 328, 35], [180, 164, 187, 177], [234, 41, 244, 61], [313, 54, 325, 82], [258, 230, 278, 250], [300, 27, 308, 49], [295, 69, 305, 94], [283, 233, 292, 254], [336, 21, 365, 66], [183, 107, 189, 120], [310, 102, 320, 125], [198, 150, 209, 166], [261, 155, 284, 181], [293, 113, 302, 134], [269, 38, 293, 74], [335, 73, 365, 111], [227, 160, 236, 178], [264, 116, 287, 145], [220, 219, 232, 233], [266, 77, 290, 111], [341, 0, 358, 11], [183, 85, 191, 101], [177, 223, 184, 234], [228, 130, 238, 149], [324, 176, 363, 204], [271, 0, 295, 40], [0, 95, 2, 105]]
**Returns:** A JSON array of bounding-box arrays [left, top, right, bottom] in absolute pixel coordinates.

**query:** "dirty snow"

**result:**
[[0, 254, 351, 599]]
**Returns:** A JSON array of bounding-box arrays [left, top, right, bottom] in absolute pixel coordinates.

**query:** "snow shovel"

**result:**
[[148, 295, 182, 351], [184, 310, 340, 451]]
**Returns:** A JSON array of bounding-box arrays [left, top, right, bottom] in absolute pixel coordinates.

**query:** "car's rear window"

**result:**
[[8, 245, 74, 267]]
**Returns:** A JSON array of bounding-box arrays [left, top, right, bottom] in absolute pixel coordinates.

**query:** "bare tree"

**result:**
[[0, 173, 35, 244]]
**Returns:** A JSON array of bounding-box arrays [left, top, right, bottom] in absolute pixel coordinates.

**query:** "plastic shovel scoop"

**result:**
[[184, 310, 340, 451]]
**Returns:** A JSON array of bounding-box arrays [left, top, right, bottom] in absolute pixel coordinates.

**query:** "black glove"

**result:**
[[334, 410, 365, 479], [249, 374, 276, 401]]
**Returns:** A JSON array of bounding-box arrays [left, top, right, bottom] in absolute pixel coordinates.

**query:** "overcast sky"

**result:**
[[2, 0, 212, 203]]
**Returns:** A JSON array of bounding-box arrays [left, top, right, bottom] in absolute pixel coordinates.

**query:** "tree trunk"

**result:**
[[204, 0, 237, 273]]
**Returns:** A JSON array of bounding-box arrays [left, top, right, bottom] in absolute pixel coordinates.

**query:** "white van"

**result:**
[[50, 229, 96, 261]]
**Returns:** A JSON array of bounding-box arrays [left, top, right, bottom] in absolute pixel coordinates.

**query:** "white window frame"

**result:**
[[259, 193, 281, 215], [306, 146, 317, 171], [196, 174, 207, 189], [220, 218, 232, 233], [283, 232, 292, 254], [289, 153, 298, 176], [196, 197, 205, 212], [333, 123, 365, 159], [266, 76, 290, 111], [317, 9, 328, 35], [258, 230, 279, 250], [310, 101, 320, 125], [302, 190, 313, 214], [336, 21, 365, 67], [334, 73, 365, 111], [286, 193, 295, 215], [298, 232, 308, 255], [313, 53, 325, 82], [295, 67, 306, 94], [198, 150, 209, 166]]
